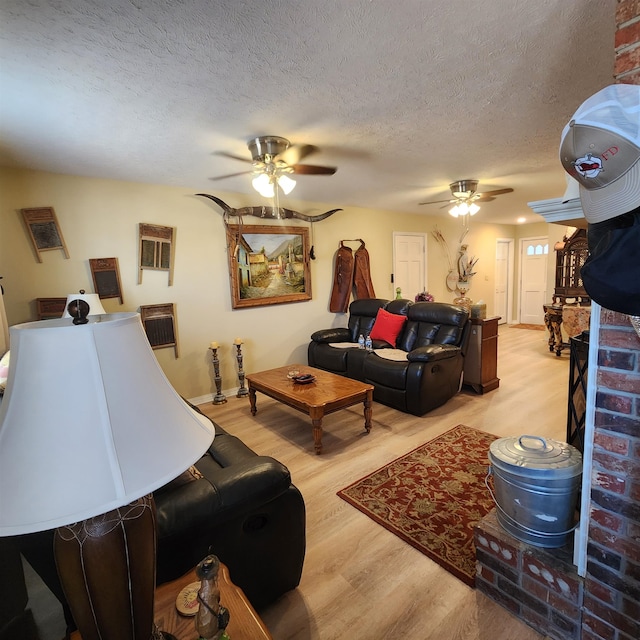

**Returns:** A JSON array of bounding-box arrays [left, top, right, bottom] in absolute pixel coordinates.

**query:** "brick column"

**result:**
[[615, 0, 640, 82], [581, 3, 640, 639], [582, 310, 640, 640]]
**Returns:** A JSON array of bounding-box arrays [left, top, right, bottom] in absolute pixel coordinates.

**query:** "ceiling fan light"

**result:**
[[469, 202, 480, 215], [449, 204, 460, 218], [458, 202, 471, 215], [278, 174, 296, 195], [252, 173, 275, 198]]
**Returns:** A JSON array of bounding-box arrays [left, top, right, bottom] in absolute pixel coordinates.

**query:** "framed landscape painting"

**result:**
[[225, 224, 312, 309]]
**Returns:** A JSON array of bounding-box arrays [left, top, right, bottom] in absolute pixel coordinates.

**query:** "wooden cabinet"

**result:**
[[463, 316, 500, 394], [35, 297, 67, 320]]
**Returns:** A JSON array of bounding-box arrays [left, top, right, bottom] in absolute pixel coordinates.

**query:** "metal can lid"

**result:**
[[489, 435, 582, 477]]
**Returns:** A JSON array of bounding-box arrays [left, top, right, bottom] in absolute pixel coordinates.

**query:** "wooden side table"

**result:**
[[463, 316, 500, 393], [543, 303, 564, 356], [70, 562, 272, 640]]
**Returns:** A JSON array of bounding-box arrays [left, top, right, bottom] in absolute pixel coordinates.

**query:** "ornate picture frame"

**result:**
[[225, 224, 312, 309]]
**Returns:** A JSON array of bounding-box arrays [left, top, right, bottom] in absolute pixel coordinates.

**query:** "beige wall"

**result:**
[[0, 166, 561, 400]]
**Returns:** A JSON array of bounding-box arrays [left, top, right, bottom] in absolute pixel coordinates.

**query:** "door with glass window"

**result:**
[[519, 237, 548, 324]]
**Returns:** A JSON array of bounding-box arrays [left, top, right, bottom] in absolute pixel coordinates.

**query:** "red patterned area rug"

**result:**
[[511, 323, 545, 330], [337, 424, 497, 587]]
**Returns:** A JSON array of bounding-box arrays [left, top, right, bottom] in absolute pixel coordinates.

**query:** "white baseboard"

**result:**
[[188, 387, 240, 406]]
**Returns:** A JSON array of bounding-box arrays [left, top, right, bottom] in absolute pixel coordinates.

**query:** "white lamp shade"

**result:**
[[0, 313, 214, 535], [278, 174, 296, 195], [62, 292, 107, 317], [252, 173, 275, 198], [449, 201, 480, 217]]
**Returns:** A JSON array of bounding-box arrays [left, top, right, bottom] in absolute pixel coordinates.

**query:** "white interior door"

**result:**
[[494, 238, 513, 325], [519, 237, 548, 324], [393, 232, 427, 300]]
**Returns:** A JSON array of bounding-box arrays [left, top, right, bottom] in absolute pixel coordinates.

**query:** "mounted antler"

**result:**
[[195, 193, 341, 223]]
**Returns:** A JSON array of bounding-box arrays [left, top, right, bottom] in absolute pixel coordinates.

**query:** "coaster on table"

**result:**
[[176, 581, 201, 616]]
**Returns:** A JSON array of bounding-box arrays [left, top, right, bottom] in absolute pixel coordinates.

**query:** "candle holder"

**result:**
[[234, 342, 249, 398], [209, 347, 227, 405]]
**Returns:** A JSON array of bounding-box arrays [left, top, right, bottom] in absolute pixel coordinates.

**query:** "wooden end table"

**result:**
[[246, 365, 374, 454], [544, 303, 564, 356], [70, 562, 272, 640]]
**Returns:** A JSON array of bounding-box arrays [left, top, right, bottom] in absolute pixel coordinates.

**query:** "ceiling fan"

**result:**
[[419, 179, 513, 217], [210, 135, 337, 197]]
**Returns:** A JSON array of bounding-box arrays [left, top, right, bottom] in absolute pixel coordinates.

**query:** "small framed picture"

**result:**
[[21, 207, 70, 262], [139, 223, 175, 285], [140, 303, 178, 357], [89, 257, 124, 304]]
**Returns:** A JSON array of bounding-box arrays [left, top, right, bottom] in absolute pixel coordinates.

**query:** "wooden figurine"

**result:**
[[195, 555, 230, 640]]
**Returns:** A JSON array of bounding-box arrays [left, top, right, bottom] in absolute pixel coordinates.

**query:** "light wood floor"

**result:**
[[199, 325, 565, 640], [26, 325, 563, 640]]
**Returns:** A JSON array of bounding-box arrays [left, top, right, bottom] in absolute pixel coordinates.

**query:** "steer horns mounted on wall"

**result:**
[[195, 193, 342, 223]]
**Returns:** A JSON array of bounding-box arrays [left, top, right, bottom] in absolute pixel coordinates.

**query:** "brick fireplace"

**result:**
[[477, 3, 640, 639]]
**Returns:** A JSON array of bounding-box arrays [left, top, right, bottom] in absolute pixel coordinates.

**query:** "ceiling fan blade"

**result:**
[[474, 195, 496, 202], [209, 170, 253, 181], [213, 151, 253, 164], [277, 144, 318, 165], [476, 187, 514, 198], [419, 198, 453, 205], [291, 164, 337, 175]]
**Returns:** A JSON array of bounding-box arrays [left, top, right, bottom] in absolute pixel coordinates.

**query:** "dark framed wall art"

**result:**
[[89, 257, 124, 304], [140, 303, 178, 357]]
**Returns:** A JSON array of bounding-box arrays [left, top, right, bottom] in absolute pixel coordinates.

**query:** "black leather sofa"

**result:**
[[308, 299, 470, 415], [16, 405, 306, 631], [0, 538, 38, 640]]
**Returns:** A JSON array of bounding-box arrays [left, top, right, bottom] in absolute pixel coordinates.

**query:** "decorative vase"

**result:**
[[453, 281, 472, 313]]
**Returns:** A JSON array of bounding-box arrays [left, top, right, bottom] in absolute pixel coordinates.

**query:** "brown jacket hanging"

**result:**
[[353, 241, 376, 300], [329, 240, 376, 313], [329, 241, 354, 313]]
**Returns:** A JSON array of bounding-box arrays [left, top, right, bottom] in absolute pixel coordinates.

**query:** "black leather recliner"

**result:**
[[16, 405, 306, 631], [0, 538, 38, 640], [309, 299, 470, 416]]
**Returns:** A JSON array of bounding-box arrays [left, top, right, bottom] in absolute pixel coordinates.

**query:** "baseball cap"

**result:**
[[559, 83, 640, 223]]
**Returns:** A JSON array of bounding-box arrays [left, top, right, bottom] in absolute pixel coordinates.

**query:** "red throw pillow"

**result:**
[[369, 308, 407, 347]]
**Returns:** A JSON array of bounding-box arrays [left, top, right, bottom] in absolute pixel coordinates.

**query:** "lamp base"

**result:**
[[55, 495, 158, 640]]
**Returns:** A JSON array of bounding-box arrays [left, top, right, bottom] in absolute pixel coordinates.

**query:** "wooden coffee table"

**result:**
[[246, 365, 374, 454]]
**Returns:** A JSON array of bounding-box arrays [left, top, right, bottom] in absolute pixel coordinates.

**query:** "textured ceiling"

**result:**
[[0, 0, 616, 224]]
